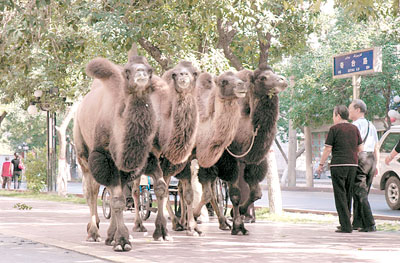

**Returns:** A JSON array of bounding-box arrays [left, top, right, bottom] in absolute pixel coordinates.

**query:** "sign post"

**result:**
[[333, 47, 382, 99]]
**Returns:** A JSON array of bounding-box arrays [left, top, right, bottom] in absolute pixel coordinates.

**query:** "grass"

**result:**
[[0, 189, 98, 205], [1, 190, 400, 231], [255, 207, 337, 224]]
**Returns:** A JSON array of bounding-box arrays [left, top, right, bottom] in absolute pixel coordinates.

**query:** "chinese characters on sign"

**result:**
[[332, 47, 382, 79]]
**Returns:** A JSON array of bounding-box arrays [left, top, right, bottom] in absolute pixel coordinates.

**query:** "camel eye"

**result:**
[[172, 73, 177, 79], [222, 80, 228, 86], [260, 76, 267, 81]]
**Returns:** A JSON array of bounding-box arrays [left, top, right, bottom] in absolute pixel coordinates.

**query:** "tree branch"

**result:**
[[0, 111, 7, 126], [274, 138, 288, 164], [257, 30, 271, 66], [138, 38, 172, 72], [216, 19, 243, 71]]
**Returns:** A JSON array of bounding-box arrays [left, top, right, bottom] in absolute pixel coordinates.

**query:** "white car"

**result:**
[[372, 125, 400, 210]]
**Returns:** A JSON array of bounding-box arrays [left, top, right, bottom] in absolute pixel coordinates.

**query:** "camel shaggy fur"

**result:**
[[163, 71, 247, 235], [131, 61, 200, 240], [74, 55, 159, 251], [197, 64, 288, 235]]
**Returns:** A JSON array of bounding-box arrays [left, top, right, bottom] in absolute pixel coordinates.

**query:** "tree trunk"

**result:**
[[138, 38, 172, 72], [0, 111, 7, 126], [287, 119, 297, 187], [266, 149, 282, 214], [216, 19, 243, 71], [55, 102, 79, 196], [304, 126, 313, 187]]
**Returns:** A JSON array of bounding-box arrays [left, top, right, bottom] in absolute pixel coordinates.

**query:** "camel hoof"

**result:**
[[173, 223, 185, 232], [186, 230, 198, 237], [163, 235, 173, 242], [114, 245, 123, 251], [133, 225, 148, 232], [87, 235, 102, 242]]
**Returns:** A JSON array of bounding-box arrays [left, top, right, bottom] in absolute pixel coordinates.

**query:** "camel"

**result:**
[[131, 61, 199, 239], [74, 55, 159, 251], [195, 64, 288, 235], [162, 71, 248, 235]]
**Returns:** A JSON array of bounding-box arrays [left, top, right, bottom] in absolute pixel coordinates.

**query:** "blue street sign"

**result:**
[[332, 47, 382, 79]]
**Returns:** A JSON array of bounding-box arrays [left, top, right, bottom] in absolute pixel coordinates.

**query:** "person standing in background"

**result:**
[[317, 105, 363, 233], [348, 99, 378, 232], [11, 152, 23, 189], [2, 156, 13, 189]]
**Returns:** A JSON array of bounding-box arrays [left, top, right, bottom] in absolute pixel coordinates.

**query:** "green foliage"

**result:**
[[0, 189, 91, 205], [0, 99, 46, 151], [278, 6, 400, 140], [24, 148, 47, 193], [13, 202, 32, 210]]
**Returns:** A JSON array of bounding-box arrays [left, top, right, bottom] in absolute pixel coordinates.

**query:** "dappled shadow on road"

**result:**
[[1, 196, 400, 263]]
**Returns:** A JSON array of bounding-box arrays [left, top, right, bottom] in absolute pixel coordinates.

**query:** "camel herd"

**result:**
[[73, 52, 288, 251]]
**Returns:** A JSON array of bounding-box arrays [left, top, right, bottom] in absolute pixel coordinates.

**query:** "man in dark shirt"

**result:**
[[11, 152, 23, 189], [317, 105, 363, 233]]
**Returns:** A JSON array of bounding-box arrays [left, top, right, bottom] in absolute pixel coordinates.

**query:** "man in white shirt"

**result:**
[[348, 99, 378, 232]]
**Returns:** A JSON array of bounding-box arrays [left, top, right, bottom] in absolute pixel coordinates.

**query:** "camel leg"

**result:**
[[178, 164, 202, 236], [145, 153, 172, 241], [195, 166, 231, 231], [239, 159, 266, 216], [132, 177, 147, 232], [209, 179, 231, 230], [80, 158, 101, 242], [161, 158, 186, 231], [165, 178, 185, 231], [88, 148, 131, 251], [177, 180, 188, 229], [105, 183, 132, 251]]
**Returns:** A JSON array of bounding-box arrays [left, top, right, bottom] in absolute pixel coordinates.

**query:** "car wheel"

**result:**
[[385, 176, 400, 210]]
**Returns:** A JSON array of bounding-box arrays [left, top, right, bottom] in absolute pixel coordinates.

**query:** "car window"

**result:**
[[381, 132, 400, 153]]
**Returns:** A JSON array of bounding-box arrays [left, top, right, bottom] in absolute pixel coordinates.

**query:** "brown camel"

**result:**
[[131, 61, 199, 240], [196, 64, 288, 235], [74, 55, 158, 251], [163, 71, 247, 235]]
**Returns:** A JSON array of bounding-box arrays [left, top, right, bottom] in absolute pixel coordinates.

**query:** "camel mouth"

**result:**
[[135, 76, 150, 86], [234, 90, 247, 98], [178, 78, 191, 89]]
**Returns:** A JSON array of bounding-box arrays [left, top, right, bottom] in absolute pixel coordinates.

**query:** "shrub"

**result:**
[[24, 148, 47, 193]]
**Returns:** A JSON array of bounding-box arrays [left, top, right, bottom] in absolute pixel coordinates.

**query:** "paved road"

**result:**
[[1, 195, 400, 263], [14, 180, 400, 219]]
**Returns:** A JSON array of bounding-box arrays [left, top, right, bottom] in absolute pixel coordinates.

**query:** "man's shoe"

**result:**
[[335, 227, 352, 233], [359, 225, 376, 232]]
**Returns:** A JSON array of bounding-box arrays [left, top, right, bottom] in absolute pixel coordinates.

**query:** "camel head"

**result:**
[[169, 61, 199, 94], [122, 56, 153, 96], [216, 71, 247, 99], [250, 63, 288, 96], [196, 72, 216, 93]]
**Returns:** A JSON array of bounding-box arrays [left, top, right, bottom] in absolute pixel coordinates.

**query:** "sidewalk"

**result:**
[[1, 195, 400, 262]]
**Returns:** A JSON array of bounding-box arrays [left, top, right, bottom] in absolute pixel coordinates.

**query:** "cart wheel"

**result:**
[[215, 179, 229, 216], [102, 187, 112, 219], [139, 188, 152, 220]]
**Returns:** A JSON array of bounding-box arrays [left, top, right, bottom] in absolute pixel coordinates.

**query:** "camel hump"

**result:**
[[236, 69, 253, 82], [86, 57, 121, 80], [128, 55, 149, 65]]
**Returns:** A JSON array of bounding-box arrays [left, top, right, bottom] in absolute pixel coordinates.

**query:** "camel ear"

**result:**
[[249, 72, 255, 84]]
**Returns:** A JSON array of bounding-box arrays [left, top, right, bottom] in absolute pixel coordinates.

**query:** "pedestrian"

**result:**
[[348, 99, 378, 232], [317, 105, 363, 233], [1, 156, 13, 190], [11, 152, 23, 189], [385, 139, 400, 165]]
